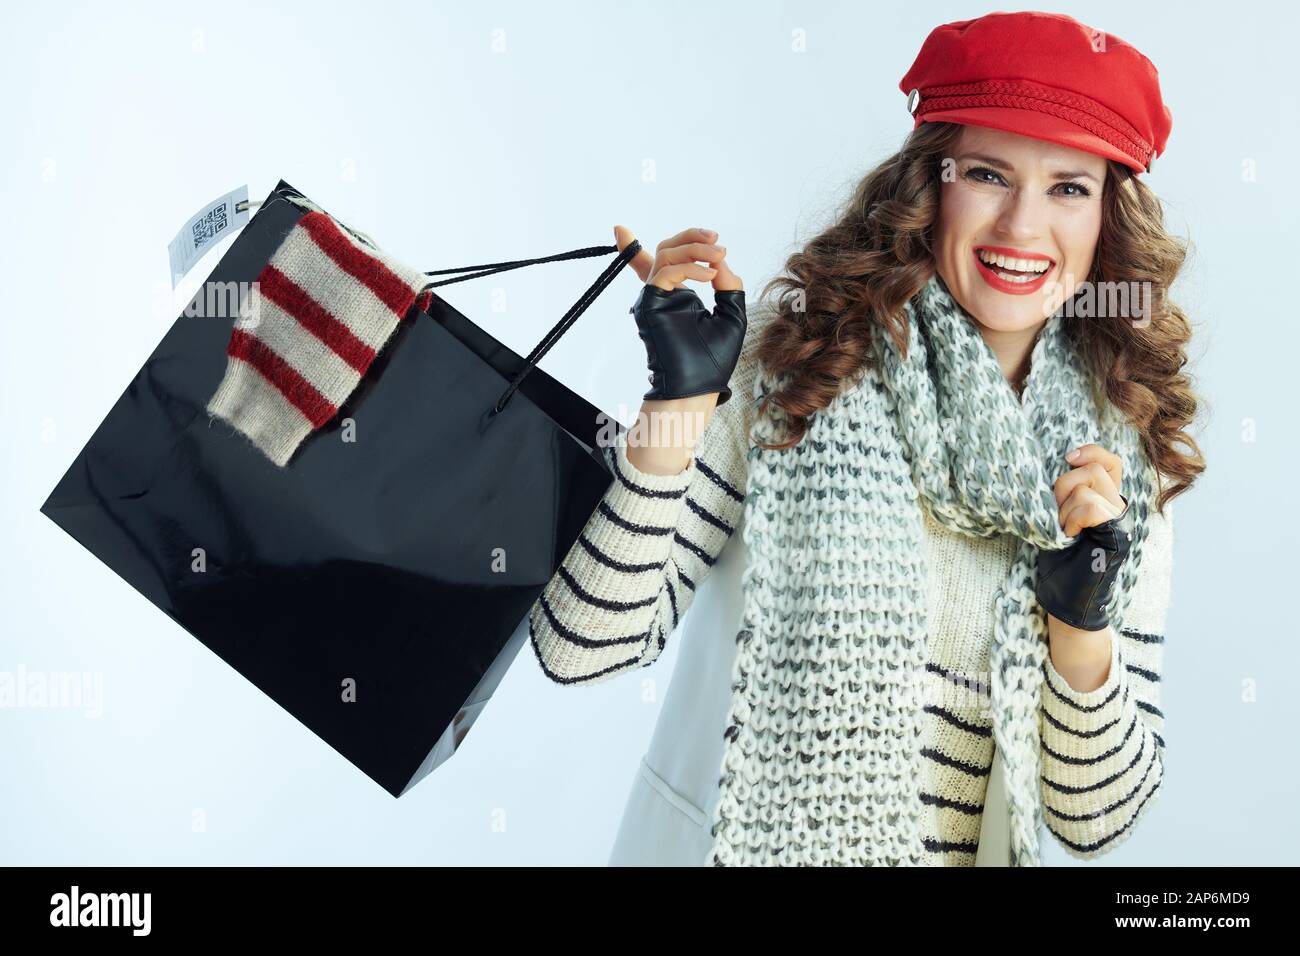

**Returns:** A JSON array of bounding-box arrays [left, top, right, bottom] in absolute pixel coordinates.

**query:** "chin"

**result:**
[[953, 280, 1050, 332]]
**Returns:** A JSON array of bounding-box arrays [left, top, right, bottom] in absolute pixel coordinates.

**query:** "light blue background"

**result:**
[[2, 0, 1294, 865]]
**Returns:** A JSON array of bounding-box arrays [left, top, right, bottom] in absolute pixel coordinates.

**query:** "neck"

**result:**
[[974, 321, 1044, 396]]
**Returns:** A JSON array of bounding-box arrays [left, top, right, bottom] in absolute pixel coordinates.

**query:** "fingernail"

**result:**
[[1066, 448, 1080, 460], [704, 229, 718, 237]]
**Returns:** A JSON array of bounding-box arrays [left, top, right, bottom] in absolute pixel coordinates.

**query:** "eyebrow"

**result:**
[[956, 152, 1102, 185]]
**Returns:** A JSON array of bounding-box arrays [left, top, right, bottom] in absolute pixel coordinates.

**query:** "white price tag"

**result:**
[[167, 185, 251, 287]]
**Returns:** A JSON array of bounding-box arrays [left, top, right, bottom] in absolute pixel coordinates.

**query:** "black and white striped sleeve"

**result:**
[[1038, 495, 1174, 859], [527, 302, 770, 686]]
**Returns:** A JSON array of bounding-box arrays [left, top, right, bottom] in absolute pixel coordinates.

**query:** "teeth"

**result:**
[[977, 249, 1051, 273]]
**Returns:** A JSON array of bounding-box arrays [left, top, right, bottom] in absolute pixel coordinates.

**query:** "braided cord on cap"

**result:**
[[916, 78, 1153, 169]]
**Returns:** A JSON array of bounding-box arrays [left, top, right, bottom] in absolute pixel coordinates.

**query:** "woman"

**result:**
[[529, 11, 1204, 866]]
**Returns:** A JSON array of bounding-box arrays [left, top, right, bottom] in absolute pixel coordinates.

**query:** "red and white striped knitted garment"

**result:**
[[205, 210, 431, 466]]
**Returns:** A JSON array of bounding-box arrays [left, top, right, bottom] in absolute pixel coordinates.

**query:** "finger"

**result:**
[[1059, 484, 1123, 537], [655, 242, 728, 268], [648, 262, 718, 291], [1064, 442, 1123, 492], [614, 225, 655, 284], [1053, 458, 1122, 511], [711, 255, 744, 292], [657, 227, 719, 252]]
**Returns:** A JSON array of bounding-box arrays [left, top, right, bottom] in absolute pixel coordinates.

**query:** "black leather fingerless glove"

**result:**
[[1035, 495, 1136, 631], [630, 284, 746, 405]]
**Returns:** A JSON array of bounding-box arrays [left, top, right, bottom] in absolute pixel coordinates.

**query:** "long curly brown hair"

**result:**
[[747, 121, 1204, 514]]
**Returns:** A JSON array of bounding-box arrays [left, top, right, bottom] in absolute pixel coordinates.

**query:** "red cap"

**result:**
[[899, 11, 1172, 174]]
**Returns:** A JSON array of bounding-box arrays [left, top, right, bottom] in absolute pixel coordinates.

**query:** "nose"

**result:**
[[993, 187, 1048, 244]]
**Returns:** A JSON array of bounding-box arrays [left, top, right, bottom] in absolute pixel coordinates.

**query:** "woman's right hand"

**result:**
[[614, 225, 747, 406]]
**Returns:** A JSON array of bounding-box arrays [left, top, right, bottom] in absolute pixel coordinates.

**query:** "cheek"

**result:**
[[937, 182, 997, 254], [1059, 208, 1103, 269]]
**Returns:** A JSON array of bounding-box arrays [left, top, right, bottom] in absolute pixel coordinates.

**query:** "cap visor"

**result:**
[[918, 106, 1145, 174]]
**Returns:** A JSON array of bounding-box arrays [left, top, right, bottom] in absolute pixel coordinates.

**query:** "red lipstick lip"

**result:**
[[975, 245, 1055, 264], [972, 246, 1055, 296]]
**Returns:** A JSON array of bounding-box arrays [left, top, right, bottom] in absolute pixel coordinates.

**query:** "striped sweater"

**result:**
[[529, 300, 1173, 864]]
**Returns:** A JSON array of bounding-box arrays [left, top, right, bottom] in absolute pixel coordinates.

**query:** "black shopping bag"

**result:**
[[40, 180, 637, 797]]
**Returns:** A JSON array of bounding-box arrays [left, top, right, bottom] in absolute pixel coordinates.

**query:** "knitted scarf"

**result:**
[[709, 272, 1157, 866]]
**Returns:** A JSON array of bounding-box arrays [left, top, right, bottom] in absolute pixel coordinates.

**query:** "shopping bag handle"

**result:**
[[418, 240, 642, 415]]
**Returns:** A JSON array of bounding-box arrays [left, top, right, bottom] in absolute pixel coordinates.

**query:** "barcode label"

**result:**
[[168, 185, 250, 287], [190, 203, 229, 250]]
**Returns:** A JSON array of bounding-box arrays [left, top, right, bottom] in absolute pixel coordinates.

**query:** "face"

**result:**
[[933, 125, 1107, 334]]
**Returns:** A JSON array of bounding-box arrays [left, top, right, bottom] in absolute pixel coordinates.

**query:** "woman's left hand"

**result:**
[[1035, 442, 1136, 632], [1053, 443, 1127, 536]]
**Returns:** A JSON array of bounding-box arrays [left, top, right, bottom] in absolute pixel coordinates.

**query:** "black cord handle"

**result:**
[[422, 245, 630, 288], [417, 240, 642, 415]]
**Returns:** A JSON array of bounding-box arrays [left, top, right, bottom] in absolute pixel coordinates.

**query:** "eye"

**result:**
[[963, 166, 1093, 198], [1053, 180, 1093, 198], [964, 166, 1006, 186]]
